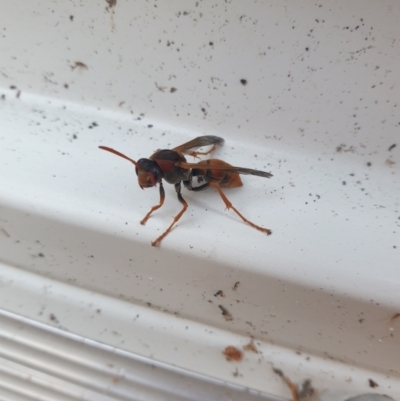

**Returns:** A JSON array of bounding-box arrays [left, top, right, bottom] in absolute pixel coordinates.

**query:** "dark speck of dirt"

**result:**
[[72, 61, 88, 70], [305, 47, 309, 51], [64, 84, 69, 89], [273, 367, 284, 376], [148, 124, 153, 128], [369, 379, 378, 388], [359, 318, 364, 323], [240, 79, 247, 85], [366, 162, 372, 166], [209, 41, 214, 46], [92, 122, 98, 127], [218, 305, 233, 321], [214, 290, 225, 297], [9, 85, 17, 89], [73, 134, 77, 139], [170, 87, 177, 93], [1, 94, 5, 100], [49, 313, 58, 322], [38, 252, 45, 257], [388, 144, 397, 151], [106, 0, 117, 7], [69, 15, 74, 21]]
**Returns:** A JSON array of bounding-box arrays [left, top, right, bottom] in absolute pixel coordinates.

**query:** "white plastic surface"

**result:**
[[0, 0, 399, 400]]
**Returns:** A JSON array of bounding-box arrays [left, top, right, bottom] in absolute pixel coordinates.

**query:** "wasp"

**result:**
[[99, 135, 272, 246]]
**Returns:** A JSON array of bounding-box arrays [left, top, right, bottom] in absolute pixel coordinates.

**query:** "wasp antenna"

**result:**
[[99, 146, 138, 167]]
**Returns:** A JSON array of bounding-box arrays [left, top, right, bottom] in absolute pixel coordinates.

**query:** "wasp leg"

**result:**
[[141, 182, 165, 225], [151, 182, 188, 246], [208, 181, 272, 235]]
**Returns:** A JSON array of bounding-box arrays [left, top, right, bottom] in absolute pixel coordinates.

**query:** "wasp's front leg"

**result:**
[[140, 182, 165, 225], [151, 182, 188, 246]]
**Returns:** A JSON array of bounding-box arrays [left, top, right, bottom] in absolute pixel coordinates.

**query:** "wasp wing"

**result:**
[[177, 161, 273, 178], [172, 135, 224, 154]]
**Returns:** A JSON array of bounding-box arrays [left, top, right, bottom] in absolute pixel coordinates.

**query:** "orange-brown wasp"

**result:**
[[99, 135, 272, 246]]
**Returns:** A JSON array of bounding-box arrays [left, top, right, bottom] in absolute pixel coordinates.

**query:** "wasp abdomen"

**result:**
[[193, 159, 243, 188]]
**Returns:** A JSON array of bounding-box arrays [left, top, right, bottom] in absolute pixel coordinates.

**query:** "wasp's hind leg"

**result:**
[[208, 181, 272, 235]]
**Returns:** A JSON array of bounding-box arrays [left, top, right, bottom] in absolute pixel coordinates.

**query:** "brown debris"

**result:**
[[387, 313, 400, 325], [223, 346, 243, 361], [106, 0, 116, 7], [1, 228, 10, 237], [273, 367, 316, 401], [243, 338, 258, 353], [218, 305, 233, 321], [369, 379, 379, 388], [72, 61, 88, 70]]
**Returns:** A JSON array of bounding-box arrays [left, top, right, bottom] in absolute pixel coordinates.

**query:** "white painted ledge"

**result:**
[[0, 0, 399, 400]]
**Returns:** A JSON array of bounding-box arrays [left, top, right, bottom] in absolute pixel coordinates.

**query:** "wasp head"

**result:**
[[136, 158, 162, 188]]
